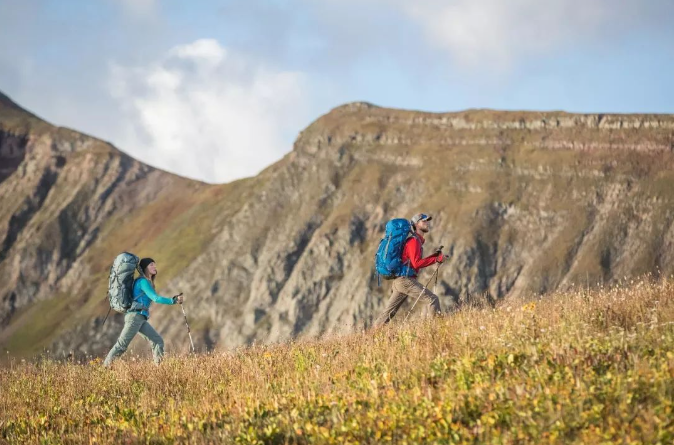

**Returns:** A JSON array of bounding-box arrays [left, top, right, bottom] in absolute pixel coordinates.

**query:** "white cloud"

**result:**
[[168, 39, 227, 65], [108, 39, 309, 183], [396, 0, 643, 69]]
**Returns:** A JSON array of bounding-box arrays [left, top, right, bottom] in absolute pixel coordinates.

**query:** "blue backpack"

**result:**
[[375, 218, 414, 283]]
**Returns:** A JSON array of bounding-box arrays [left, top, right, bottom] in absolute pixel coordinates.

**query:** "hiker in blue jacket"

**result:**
[[104, 258, 183, 367]]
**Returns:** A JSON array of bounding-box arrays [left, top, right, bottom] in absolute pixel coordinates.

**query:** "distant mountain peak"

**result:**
[[0, 90, 17, 108], [0, 90, 44, 127]]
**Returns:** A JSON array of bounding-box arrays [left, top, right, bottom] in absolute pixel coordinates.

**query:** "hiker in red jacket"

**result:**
[[375, 213, 445, 325]]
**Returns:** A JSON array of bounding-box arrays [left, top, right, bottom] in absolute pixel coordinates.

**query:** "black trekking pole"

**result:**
[[176, 293, 195, 354], [403, 264, 442, 323], [403, 245, 444, 323]]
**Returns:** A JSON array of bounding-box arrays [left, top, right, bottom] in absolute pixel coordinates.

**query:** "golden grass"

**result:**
[[1, 279, 673, 444]]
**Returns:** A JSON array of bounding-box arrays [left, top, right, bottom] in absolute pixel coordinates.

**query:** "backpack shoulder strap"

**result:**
[[133, 277, 148, 299]]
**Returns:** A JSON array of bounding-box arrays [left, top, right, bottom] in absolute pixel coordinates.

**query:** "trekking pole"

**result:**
[[403, 262, 442, 323], [176, 294, 195, 354]]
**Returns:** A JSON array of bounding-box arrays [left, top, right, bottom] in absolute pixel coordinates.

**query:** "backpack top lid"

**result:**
[[385, 218, 412, 236]]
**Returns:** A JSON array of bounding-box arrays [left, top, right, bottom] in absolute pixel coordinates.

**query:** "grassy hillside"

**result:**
[[1, 278, 672, 444]]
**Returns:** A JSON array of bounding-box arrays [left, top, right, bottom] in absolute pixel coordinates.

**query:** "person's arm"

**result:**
[[406, 238, 439, 270], [139, 279, 174, 305]]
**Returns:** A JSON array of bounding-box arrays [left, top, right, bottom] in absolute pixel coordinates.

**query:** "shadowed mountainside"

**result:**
[[1, 93, 674, 358]]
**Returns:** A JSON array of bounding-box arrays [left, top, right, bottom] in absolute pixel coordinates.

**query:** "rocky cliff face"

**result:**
[[2, 93, 674, 358], [0, 92, 203, 355]]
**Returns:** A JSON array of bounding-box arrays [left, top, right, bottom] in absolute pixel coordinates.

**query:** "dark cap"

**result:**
[[139, 258, 155, 273], [411, 213, 432, 225]]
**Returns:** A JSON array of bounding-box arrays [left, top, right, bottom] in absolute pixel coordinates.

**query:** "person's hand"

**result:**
[[173, 293, 184, 304], [436, 252, 445, 263]]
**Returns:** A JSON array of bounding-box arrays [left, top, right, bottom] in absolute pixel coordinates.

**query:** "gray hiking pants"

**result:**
[[104, 312, 164, 366], [375, 276, 441, 326]]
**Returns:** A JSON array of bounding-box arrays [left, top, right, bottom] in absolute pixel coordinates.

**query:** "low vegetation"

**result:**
[[1, 278, 673, 444]]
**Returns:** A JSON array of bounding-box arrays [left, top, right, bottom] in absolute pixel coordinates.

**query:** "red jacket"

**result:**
[[402, 234, 440, 277]]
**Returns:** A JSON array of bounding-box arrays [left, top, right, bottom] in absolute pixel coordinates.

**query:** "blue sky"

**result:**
[[1, 0, 673, 183]]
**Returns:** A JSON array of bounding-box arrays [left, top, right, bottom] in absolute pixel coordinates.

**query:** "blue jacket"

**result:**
[[129, 277, 174, 319]]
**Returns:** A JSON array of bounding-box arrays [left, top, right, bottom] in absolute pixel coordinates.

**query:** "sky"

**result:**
[[1, 0, 673, 183]]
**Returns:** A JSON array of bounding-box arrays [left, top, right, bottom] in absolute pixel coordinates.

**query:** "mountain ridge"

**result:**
[[1, 90, 674, 359]]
